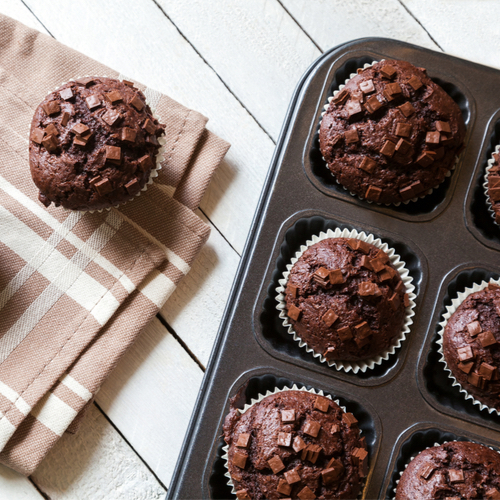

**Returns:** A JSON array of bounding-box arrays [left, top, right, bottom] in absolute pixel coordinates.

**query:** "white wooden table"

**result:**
[[0, 1, 498, 497]]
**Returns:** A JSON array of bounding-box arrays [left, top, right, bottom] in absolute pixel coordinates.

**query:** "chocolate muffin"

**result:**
[[487, 150, 500, 225], [223, 390, 368, 500], [29, 77, 165, 210], [395, 441, 500, 500], [284, 237, 408, 362], [442, 283, 500, 411], [319, 59, 466, 205]]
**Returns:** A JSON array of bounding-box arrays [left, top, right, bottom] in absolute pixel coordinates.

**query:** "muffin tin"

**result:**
[[167, 38, 500, 499]]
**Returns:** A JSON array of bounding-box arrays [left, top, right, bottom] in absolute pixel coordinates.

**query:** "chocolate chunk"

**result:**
[[360, 255, 373, 270], [380, 65, 397, 79], [277, 479, 292, 496], [467, 320, 482, 337], [297, 486, 316, 500], [287, 304, 301, 321], [388, 292, 401, 311], [268, 455, 285, 474], [284, 469, 301, 484], [359, 79, 375, 94], [85, 95, 101, 110], [121, 127, 137, 143], [448, 469, 464, 483], [292, 436, 306, 453], [30, 128, 45, 144], [345, 100, 363, 119], [277, 432, 292, 447], [236, 490, 251, 500], [490, 188, 500, 202], [236, 433, 250, 448], [395, 122, 412, 137], [396, 138, 411, 155], [281, 409, 295, 422], [233, 451, 248, 469], [313, 267, 330, 286], [344, 128, 359, 144], [41, 134, 58, 153], [106, 90, 123, 104], [479, 362, 496, 381], [129, 94, 145, 111], [42, 101, 60, 116], [143, 118, 156, 135], [45, 123, 59, 137], [337, 326, 352, 341], [365, 95, 383, 113], [380, 139, 396, 157], [408, 75, 423, 91], [426, 131, 441, 145], [386, 82, 402, 96], [61, 111, 70, 127], [479, 331, 497, 347], [358, 282, 381, 297], [321, 466, 343, 485], [332, 89, 349, 104], [138, 154, 153, 171], [404, 293, 410, 308], [122, 80, 135, 87], [395, 281, 404, 294], [416, 151, 435, 167], [379, 268, 394, 282], [73, 137, 87, 147], [468, 371, 486, 389], [288, 284, 298, 298], [59, 88, 74, 100], [71, 123, 90, 136], [358, 157, 377, 174], [486, 487, 500, 500], [94, 178, 113, 196], [329, 269, 344, 285], [354, 321, 372, 339], [303, 418, 321, 437], [436, 121, 451, 133], [400, 185, 414, 201], [420, 463, 435, 480], [89, 176, 102, 186], [75, 77, 95, 87], [330, 424, 340, 434], [305, 444, 322, 463], [326, 457, 345, 472], [365, 185, 382, 202], [458, 361, 474, 374], [489, 282, 500, 290], [369, 257, 386, 273], [105, 145, 121, 163], [457, 345, 474, 362], [346, 239, 360, 251], [103, 109, 122, 126], [398, 102, 416, 117], [342, 412, 358, 427], [322, 309, 338, 327], [352, 447, 369, 477], [314, 396, 330, 413]]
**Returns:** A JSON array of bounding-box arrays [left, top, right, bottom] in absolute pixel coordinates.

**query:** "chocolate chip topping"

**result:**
[[319, 59, 465, 205], [224, 390, 366, 500], [29, 77, 165, 210], [284, 237, 406, 361]]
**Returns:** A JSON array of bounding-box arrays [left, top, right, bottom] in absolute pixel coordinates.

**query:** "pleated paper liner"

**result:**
[[483, 144, 500, 226], [436, 277, 500, 416], [275, 227, 416, 374]]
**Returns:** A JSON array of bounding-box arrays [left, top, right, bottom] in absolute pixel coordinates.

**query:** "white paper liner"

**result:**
[[436, 277, 500, 415], [222, 385, 363, 498], [32, 75, 166, 213], [318, 60, 460, 207], [275, 228, 416, 374], [392, 440, 500, 499], [483, 144, 500, 226]]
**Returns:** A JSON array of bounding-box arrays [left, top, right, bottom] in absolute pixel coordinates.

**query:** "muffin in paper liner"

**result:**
[[33, 75, 166, 213], [318, 60, 461, 207], [222, 384, 365, 498], [483, 144, 500, 226], [436, 277, 500, 415], [275, 227, 416, 374]]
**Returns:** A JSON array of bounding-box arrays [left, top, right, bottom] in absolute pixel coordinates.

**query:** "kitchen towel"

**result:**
[[0, 13, 229, 475]]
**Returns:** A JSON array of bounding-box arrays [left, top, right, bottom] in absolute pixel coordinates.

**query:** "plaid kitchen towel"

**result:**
[[0, 13, 229, 474]]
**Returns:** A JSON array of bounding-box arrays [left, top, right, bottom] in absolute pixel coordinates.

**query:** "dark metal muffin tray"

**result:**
[[168, 38, 500, 499]]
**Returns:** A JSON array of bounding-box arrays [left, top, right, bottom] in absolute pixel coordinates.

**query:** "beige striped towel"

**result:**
[[0, 13, 229, 475]]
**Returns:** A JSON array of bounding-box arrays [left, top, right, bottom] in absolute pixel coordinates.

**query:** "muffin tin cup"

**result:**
[[44, 75, 166, 213], [275, 227, 416, 374], [318, 61, 460, 207], [221, 384, 363, 498], [483, 144, 500, 226], [436, 277, 500, 416]]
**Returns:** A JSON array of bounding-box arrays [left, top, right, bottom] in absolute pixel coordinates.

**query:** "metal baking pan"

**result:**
[[167, 38, 500, 499]]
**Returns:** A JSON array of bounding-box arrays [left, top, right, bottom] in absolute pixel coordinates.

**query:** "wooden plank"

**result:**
[[281, 0, 439, 52], [31, 403, 167, 499], [0, 465, 42, 500], [95, 317, 204, 487], [401, 0, 499, 69], [22, 0, 276, 255]]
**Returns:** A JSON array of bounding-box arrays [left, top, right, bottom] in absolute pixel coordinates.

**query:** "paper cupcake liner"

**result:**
[[33, 75, 166, 213], [318, 60, 460, 207], [275, 227, 416, 374], [222, 385, 363, 497], [483, 144, 500, 226], [392, 440, 500, 499], [436, 277, 500, 415]]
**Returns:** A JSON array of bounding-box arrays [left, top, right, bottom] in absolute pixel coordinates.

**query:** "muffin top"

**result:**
[[319, 59, 466, 205], [487, 152, 500, 225], [395, 441, 500, 500], [443, 283, 500, 410], [29, 77, 165, 210], [284, 237, 408, 361], [223, 390, 367, 500]]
